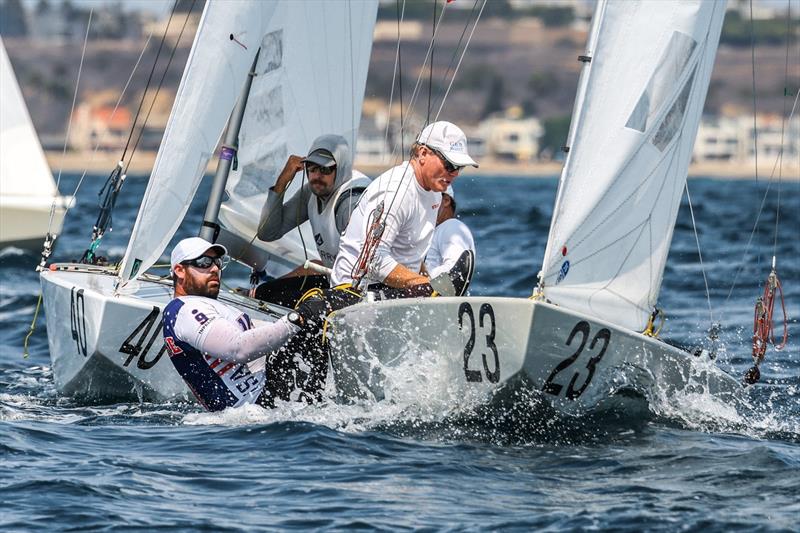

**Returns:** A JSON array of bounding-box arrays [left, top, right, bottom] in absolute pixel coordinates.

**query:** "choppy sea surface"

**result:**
[[1, 173, 798, 531]]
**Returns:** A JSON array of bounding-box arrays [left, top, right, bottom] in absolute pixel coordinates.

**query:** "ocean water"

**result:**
[[1, 173, 798, 531]]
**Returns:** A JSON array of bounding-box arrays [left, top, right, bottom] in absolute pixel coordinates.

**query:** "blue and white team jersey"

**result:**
[[163, 296, 265, 411]]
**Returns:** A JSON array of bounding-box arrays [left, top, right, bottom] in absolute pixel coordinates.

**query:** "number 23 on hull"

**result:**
[[328, 297, 734, 413]]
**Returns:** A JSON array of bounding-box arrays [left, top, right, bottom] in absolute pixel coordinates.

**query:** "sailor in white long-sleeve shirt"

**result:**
[[331, 121, 478, 296], [277, 122, 480, 386], [162, 237, 319, 411], [425, 185, 476, 280]]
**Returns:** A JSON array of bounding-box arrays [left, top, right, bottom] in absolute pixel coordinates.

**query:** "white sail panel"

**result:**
[[218, 0, 378, 275], [0, 38, 57, 198], [540, 0, 726, 331], [118, 1, 278, 284]]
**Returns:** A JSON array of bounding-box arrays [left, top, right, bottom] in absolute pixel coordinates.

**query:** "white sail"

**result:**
[[1, 37, 72, 247], [0, 39, 59, 199], [218, 0, 378, 274], [540, 0, 726, 332], [118, 1, 276, 284]]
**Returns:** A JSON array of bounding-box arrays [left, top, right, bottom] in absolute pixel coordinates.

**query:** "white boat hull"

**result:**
[[40, 264, 287, 403], [327, 297, 743, 414], [0, 195, 71, 250]]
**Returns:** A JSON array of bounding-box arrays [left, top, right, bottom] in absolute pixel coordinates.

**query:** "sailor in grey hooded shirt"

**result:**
[[255, 134, 370, 306]]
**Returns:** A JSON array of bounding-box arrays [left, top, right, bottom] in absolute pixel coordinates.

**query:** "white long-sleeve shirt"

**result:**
[[426, 218, 476, 278], [162, 295, 297, 411], [331, 161, 441, 286]]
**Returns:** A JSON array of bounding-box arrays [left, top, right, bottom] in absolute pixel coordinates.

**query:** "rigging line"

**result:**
[[51, 8, 93, 222], [433, 0, 481, 116], [427, 0, 437, 124], [397, 0, 405, 161], [685, 183, 714, 324], [748, 0, 760, 184], [724, 87, 800, 305], [57, 33, 154, 224], [124, 0, 196, 175], [383, 0, 406, 157], [349, 0, 356, 151], [773, 1, 794, 259], [371, 1, 484, 274], [376, 0, 455, 228], [434, 0, 486, 121], [381, 0, 451, 176], [293, 168, 312, 293], [401, 0, 448, 131], [345, 0, 361, 247], [120, 0, 181, 164], [378, 0, 407, 203]]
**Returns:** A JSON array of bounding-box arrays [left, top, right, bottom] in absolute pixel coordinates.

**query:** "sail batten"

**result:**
[[541, 0, 727, 331]]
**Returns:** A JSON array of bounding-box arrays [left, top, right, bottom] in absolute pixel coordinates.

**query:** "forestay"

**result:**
[[540, 0, 726, 332], [218, 0, 378, 274], [117, 1, 276, 286], [0, 38, 58, 199]]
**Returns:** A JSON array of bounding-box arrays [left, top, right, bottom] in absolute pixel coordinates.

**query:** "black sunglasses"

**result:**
[[305, 163, 337, 176], [426, 146, 464, 173], [181, 255, 229, 270]]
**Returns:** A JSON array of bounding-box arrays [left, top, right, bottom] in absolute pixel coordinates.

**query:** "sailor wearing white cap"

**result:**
[[162, 237, 321, 411], [331, 120, 478, 296], [275, 123, 478, 385]]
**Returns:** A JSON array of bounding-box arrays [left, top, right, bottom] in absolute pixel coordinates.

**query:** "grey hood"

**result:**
[[305, 134, 353, 202]]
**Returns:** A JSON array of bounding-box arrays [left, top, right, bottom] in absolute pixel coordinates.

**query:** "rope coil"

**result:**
[[746, 267, 788, 384]]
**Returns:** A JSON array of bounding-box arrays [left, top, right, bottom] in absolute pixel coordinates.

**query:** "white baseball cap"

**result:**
[[445, 185, 455, 199], [417, 121, 478, 168], [170, 237, 227, 273]]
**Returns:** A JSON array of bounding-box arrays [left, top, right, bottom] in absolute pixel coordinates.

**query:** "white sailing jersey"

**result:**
[[163, 296, 293, 411], [308, 171, 371, 267], [426, 218, 476, 278], [332, 161, 441, 286]]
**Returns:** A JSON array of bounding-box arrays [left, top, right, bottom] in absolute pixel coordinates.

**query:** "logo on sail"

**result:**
[[556, 260, 570, 284]]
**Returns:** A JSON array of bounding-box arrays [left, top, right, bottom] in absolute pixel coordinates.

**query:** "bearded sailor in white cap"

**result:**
[[162, 236, 322, 411]]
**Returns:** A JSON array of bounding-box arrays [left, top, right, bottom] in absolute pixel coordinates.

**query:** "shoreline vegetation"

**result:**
[[46, 150, 800, 181]]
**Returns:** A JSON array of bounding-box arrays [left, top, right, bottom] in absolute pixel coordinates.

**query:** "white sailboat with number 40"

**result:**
[[328, 0, 744, 413], [39, 0, 377, 402]]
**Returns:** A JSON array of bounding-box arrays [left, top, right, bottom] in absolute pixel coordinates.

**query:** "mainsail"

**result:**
[[117, 1, 275, 285], [540, 0, 726, 332], [118, 0, 378, 285], [217, 0, 378, 275]]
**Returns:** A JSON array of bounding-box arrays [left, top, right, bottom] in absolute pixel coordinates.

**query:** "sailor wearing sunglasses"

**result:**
[[255, 134, 371, 307], [330, 120, 479, 298], [277, 122, 478, 377], [162, 237, 321, 411]]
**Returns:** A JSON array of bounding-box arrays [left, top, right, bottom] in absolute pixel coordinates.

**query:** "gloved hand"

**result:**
[[295, 293, 330, 329]]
